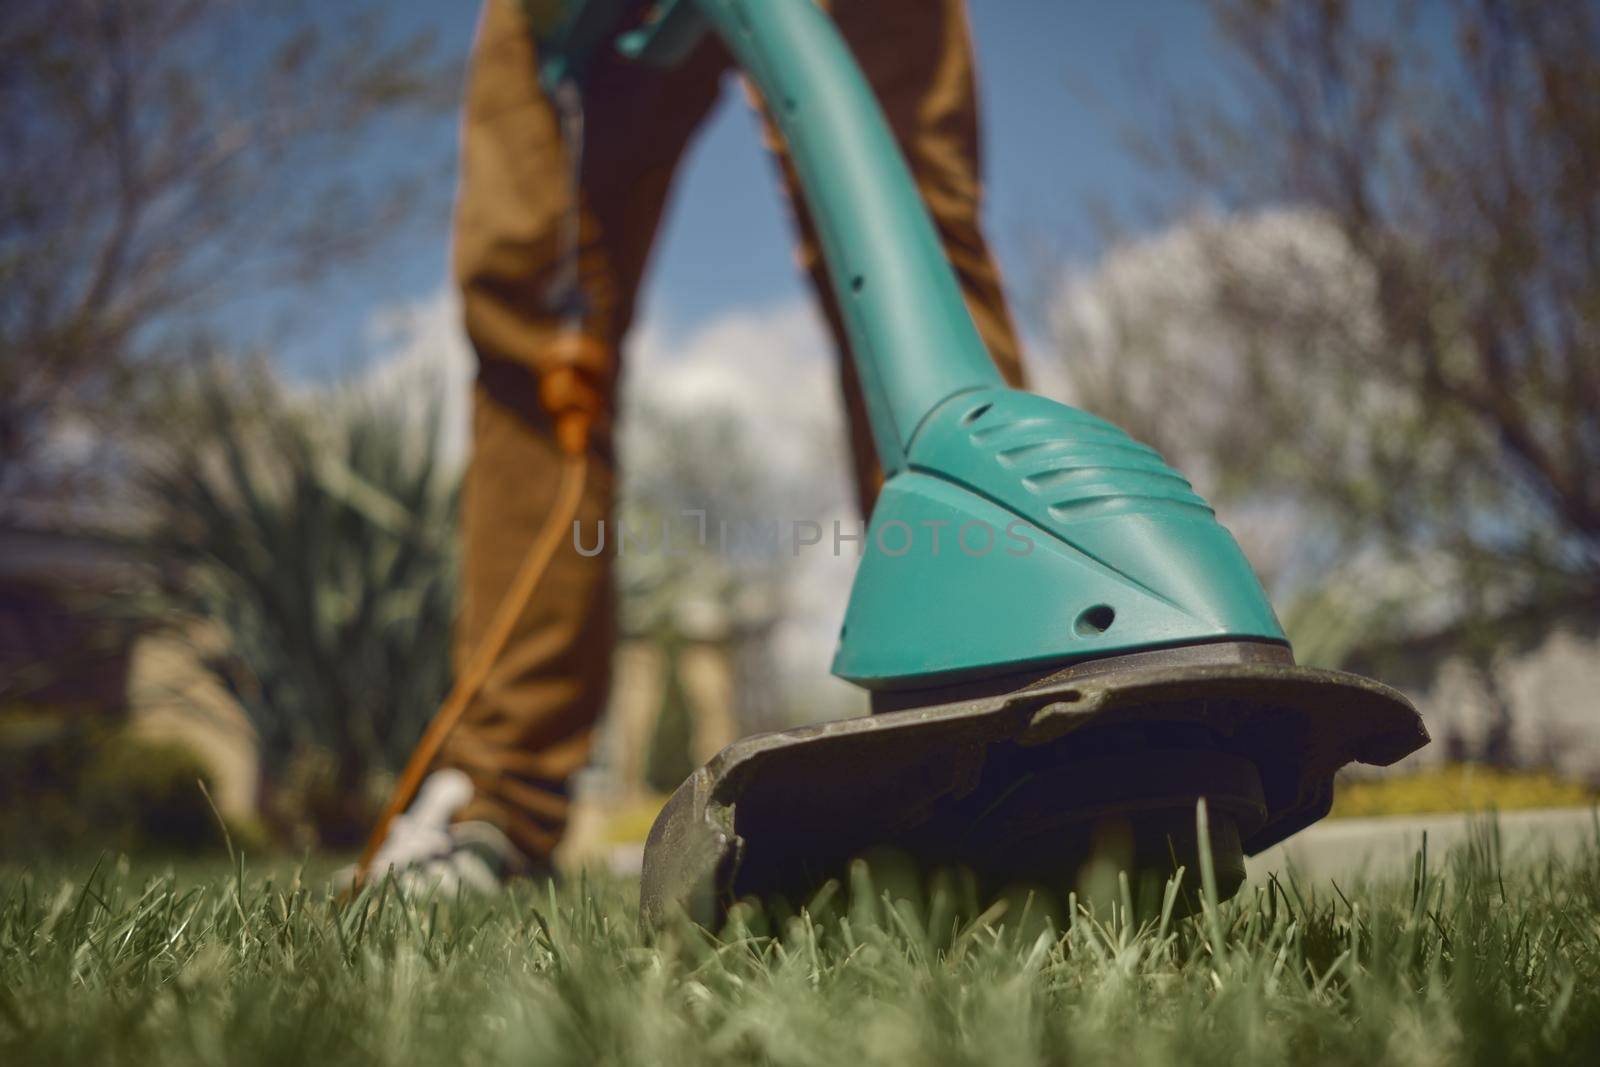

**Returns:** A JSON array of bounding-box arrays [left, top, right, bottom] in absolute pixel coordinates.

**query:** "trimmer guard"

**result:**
[[640, 644, 1428, 928]]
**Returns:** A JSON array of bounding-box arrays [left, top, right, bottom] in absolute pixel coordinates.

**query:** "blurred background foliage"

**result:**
[[0, 705, 249, 858], [1054, 0, 1600, 763], [1, 0, 457, 526], [2, 0, 462, 853], [129, 365, 458, 848]]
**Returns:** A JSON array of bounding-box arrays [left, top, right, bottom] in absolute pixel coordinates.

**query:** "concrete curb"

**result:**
[[1248, 806, 1599, 884]]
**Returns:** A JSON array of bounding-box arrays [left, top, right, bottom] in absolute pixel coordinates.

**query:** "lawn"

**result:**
[[4, 826, 1600, 1065]]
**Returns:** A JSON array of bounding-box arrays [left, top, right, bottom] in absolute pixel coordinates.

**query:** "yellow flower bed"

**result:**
[[1331, 764, 1596, 819]]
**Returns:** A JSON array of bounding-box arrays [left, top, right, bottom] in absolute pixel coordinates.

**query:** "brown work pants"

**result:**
[[443, 0, 1026, 861]]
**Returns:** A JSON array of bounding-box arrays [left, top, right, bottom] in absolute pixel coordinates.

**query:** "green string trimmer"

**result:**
[[535, 0, 1429, 927]]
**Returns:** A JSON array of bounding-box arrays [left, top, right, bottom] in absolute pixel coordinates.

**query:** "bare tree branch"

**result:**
[[1, 0, 460, 522]]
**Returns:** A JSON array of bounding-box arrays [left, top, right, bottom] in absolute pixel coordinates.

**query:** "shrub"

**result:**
[[0, 706, 232, 856], [131, 365, 457, 847]]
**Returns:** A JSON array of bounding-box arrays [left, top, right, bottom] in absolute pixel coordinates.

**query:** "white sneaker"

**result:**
[[344, 769, 535, 895]]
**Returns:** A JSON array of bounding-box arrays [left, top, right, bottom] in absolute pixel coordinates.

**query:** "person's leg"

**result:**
[[755, 0, 1026, 516], [446, 0, 727, 862]]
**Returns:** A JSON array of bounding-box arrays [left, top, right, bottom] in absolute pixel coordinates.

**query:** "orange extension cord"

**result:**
[[353, 360, 601, 888]]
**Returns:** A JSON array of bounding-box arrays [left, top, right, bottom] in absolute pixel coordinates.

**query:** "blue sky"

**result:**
[[276, 0, 1227, 378]]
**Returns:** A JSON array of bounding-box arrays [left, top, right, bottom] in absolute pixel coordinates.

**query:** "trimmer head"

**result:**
[[640, 642, 1427, 928], [533, 0, 1439, 929]]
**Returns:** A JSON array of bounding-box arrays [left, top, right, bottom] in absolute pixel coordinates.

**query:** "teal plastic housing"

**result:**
[[546, 0, 1290, 688], [832, 389, 1285, 686]]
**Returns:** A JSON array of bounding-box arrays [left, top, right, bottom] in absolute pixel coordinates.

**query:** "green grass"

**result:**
[[4, 830, 1600, 1065]]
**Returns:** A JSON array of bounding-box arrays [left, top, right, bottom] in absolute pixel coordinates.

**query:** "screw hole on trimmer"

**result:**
[[1075, 604, 1115, 636], [850, 274, 865, 294], [961, 402, 992, 425]]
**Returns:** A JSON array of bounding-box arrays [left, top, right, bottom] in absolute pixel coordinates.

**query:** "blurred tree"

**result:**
[[618, 401, 799, 734], [0, 0, 456, 522], [1057, 0, 1599, 761]]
